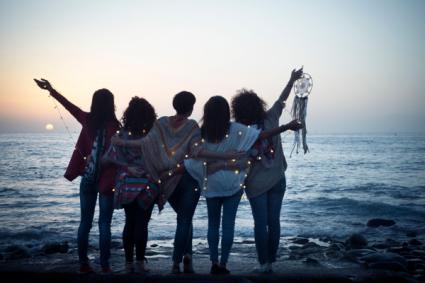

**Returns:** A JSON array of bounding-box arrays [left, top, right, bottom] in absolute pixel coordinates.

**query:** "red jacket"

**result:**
[[51, 91, 119, 195]]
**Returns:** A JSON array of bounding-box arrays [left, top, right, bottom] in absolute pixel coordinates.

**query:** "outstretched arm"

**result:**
[[198, 149, 246, 161], [34, 78, 85, 124], [258, 119, 303, 140], [267, 67, 303, 120]]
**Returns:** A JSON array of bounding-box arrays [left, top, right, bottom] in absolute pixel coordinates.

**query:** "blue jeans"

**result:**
[[77, 177, 114, 268], [167, 171, 200, 263], [206, 190, 243, 265], [248, 176, 286, 264]]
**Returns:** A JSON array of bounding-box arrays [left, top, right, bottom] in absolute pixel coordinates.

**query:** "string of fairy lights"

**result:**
[[49, 93, 296, 194]]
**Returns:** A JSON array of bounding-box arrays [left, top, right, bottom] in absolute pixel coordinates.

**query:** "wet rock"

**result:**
[[303, 257, 320, 266], [345, 233, 368, 249], [4, 245, 31, 260], [292, 237, 309, 245], [406, 231, 417, 237], [367, 218, 396, 228], [344, 249, 376, 262], [368, 261, 407, 272], [150, 244, 158, 248], [42, 241, 69, 254], [360, 252, 407, 270], [408, 239, 422, 246], [328, 243, 345, 251]]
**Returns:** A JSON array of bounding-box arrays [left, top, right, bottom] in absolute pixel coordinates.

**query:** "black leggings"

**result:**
[[122, 201, 154, 262]]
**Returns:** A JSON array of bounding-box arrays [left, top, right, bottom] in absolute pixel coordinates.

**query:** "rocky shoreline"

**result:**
[[1, 218, 424, 282]]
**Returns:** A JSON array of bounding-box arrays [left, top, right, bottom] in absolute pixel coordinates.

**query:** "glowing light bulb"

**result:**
[[270, 149, 274, 153], [128, 132, 132, 136], [257, 156, 262, 160], [171, 151, 175, 155], [185, 154, 189, 158], [225, 134, 229, 138], [203, 187, 207, 190], [231, 159, 236, 163], [116, 130, 120, 134], [238, 131, 242, 136], [194, 188, 198, 191], [112, 188, 116, 192], [204, 177, 208, 181], [201, 139, 205, 143], [203, 162, 207, 166], [158, 179, 162, 184], [247, 125, 251, 128], [247, 160, 251, 165], [234, 170, 240, 174], [83, 156, 87, 160], [243, 185, 246, 189], [147, 186, 150, 190], [168, 171, 173, 176], [143, 129, 146, 134], [177, 164, 181, 168], [194, 142, 198, 147]]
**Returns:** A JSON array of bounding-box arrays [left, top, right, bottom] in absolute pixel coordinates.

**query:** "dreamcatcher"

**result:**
[[290, 73, 313, 157]]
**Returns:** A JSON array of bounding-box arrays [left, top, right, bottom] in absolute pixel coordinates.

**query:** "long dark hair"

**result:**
[[201, 96, 230, 143], [122, 96, 157, 137], [231, 89, 267, 126], [88, 88, 119, 136]]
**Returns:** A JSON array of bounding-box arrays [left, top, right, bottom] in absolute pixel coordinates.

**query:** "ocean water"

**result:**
[[0, 133, 424, 251]]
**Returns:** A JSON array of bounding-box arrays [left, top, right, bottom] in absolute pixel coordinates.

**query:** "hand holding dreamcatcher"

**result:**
[[290, 70, 313, 156]]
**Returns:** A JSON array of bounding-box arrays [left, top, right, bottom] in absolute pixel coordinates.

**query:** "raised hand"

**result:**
[[290, 67, 303, 83], [34, 78, 54, 92], [286, 119, 304, 131]]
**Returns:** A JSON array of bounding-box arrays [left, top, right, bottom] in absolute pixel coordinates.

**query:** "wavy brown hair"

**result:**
[[122, 96, 157, 137], [231, 89, 267, 126], [201, 96, 230, 143]]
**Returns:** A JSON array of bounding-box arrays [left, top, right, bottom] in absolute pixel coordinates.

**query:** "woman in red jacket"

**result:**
[[34, 78, 120, 273]]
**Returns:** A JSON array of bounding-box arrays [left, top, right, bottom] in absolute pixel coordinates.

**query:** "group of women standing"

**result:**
[[34, 67, 303, 275]]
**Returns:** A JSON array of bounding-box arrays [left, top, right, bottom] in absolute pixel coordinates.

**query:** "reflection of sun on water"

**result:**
[[45, 123, 54, 131]]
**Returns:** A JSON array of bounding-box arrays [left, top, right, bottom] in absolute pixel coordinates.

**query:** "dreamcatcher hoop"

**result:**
[[290, 72, 313, 156], [293, 73, 313, 98]]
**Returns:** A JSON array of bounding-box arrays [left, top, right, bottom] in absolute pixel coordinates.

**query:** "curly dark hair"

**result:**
[[88, 88, 120, 137], [173, 91, 196, 115], [201, 96, 230, 143], [231, 89, 267, 126], [121, 96, 157, 136]]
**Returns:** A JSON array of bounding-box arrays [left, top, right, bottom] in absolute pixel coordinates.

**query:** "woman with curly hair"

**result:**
[[230, 67, 303, 273], [103, 97, 157, 273]]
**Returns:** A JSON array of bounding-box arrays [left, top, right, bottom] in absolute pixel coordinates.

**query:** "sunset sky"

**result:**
[[1, 0, 424, 133]]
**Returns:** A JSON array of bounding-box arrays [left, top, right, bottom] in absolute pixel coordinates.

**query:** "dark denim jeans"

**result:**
[[77, 177, 114, 268], [206, 190, 243, 265], [248, 176, 286, 264], [167, 171, 200, 263]]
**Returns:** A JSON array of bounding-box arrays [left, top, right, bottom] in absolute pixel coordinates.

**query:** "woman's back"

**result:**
[[184, 122, 259, 198]]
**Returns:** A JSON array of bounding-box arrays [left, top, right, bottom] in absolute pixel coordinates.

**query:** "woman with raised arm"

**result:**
[[230, 67, 303, 273], [102, 97, 157, 273], [34, 79, 120, 273], [184, 96, 302, 275], [111, 91, 243, 274]]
